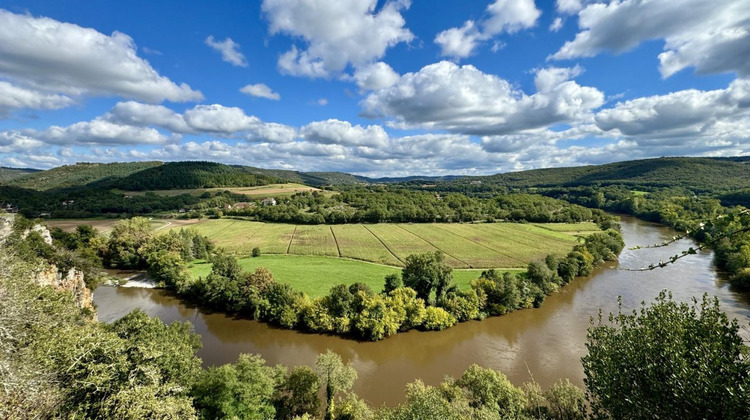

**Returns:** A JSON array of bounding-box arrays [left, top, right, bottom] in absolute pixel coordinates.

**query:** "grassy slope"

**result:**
[[0, 167, 40, 183]]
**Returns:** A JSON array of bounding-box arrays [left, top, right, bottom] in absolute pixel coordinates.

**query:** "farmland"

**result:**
[[187, 255, 524, 297], [166, 218, 588, 269]]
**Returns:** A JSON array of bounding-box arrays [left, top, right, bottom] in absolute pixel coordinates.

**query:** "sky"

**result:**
[[0, 0, 748, 177]]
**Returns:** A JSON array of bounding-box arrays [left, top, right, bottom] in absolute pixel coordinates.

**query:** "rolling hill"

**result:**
[[0, 167, 39, 183]]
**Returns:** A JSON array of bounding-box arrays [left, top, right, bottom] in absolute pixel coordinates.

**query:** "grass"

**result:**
[[187, 254, 524, 297], [168, 219, 590, 268]]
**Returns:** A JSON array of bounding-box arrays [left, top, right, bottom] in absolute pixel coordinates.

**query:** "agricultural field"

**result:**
[[119, 183, 324, 198], [47, 218, 180, 234], [187, 254, 523, 297], [166, 219, 593, 269]]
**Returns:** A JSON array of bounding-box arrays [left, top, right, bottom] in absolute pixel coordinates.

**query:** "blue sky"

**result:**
[[0, 0, 748, 176]]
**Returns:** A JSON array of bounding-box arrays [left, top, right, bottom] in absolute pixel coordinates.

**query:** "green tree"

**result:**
[[402, 251, 453, 302], [192, 354, 278, 420], [455, 364, 527, 417], [583, 292, 750, 419], [252, 246, 262, 257], [316, 350, 357, 420], [105, 217, 152, 268], [545, 379, 585, 420], [274, 366, 320, 420], [383, 273, 403, 294]]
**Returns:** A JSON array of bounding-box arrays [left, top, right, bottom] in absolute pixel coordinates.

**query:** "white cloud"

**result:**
[[549, 17, 563, 32], [0, 81, 74, 117], [550, 0, 750, 78], [205, 36, 248, 67], [435, 0, 540, 59], [555, 0, 588, 14], [240, 83, 281, 100], [360, 61, 604, 135], [31, 119, 174, 146], [352, 62, 400, 91], [183, 104, 261, 134], [301, 119, 389, 147], [0, 9, 202, 104], [262, 0, 413, 78], [0, 131, 45, 153], [595, 78, 750, 145], [317, 98, 328, 106], [107, 101, 190, 133]]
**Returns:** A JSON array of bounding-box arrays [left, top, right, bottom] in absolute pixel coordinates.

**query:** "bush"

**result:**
[[421, 306, 456, 331], [252, 247, 261, 257]]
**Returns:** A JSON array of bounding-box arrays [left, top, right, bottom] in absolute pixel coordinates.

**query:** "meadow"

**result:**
[[187, 254, 524, 297], [169, 219, 587, 269]]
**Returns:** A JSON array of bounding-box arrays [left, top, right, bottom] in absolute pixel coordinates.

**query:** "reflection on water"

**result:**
[[94, 216, 750, 406]]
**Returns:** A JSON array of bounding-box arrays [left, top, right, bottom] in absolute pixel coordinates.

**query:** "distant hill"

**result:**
[[242, 167, 369, 186], [459, 157, 750, 193], [4, 162, 162, 190], [0, 167, 40, 183], [101, 162, 282, 190]]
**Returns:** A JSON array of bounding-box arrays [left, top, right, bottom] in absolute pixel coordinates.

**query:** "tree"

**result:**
[[252, 246, 262, 257], [544, 379, 585, 420], [401, 251, 453, 302], [455, 364, 527, 417], [383, 273, 402, 294], [583, 291, 750, 419], [274, 366, 320, 420], [104, 217, 152, 268], [191, 354, 278, 420], [316, 350, 357, 420]]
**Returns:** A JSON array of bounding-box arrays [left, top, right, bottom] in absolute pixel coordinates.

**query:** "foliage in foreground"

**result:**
[[583, 291, 750, 419]]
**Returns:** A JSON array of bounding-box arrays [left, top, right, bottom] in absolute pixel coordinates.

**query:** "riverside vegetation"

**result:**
[[2, 214, 748, 419]]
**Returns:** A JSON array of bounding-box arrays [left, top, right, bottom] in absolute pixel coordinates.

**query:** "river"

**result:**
[[93, 216, 750, 406]]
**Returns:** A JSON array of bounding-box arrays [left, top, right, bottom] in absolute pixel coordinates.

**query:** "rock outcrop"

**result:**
[[34, 265, 95, 315]]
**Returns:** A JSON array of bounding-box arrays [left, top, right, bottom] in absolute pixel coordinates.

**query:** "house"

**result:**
[[261, 197, 277, 206], [62, 200, 75, 206], [470, 180, 482, 185], [39, 212, 51, 218], [1, 203, 18, 213]]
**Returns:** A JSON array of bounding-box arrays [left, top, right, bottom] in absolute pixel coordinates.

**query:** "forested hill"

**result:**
[[459, 157, 750, 192], [100, 162, 281, 190], [4, 162, 162, 190], [0, 167, 39, 183]]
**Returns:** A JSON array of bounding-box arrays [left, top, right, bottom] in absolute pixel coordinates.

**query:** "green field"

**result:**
[[187, 255, 523, 297], [168, 219, 590, 269]]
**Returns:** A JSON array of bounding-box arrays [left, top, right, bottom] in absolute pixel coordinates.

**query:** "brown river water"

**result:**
[[94, 216, 750, 406]]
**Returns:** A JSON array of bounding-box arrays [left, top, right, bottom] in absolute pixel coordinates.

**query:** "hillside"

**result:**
[[4, 162, 162, 190], [102, 161, 282, 190], [0, 167, 39, 183], [461, 157, 750, 193]]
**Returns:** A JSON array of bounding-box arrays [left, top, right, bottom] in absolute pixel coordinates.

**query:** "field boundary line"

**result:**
[[396, 224, 472, 268], [330, 226, 342, 257], [362, 225, 404, 264], [432, 224, 528, 266], [287, 225, 297, 254], [211, 219, 239, 238]]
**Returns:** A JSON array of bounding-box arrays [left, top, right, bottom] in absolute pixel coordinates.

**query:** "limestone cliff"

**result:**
[[33, 265, 95, 315]]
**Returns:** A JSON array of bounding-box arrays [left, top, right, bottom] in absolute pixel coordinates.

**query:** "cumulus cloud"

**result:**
[[595, 78, 750, 145], [205, 36, 248, 67], [240, 83, 281, 100], [262, 0, 413, 77], [108, 102, 297, 142], [550, 0, 750, 78], [352, 62, 400, 91], [435, 0, 540, 59], [0, 81, 74, 117], [0, 131, 45, 153], [301, 119, 389, 147], [360, 61, 604, 135], [0, 9, 202, 104], [107, 101, 191, 133], [30, 119, 174, 146]]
